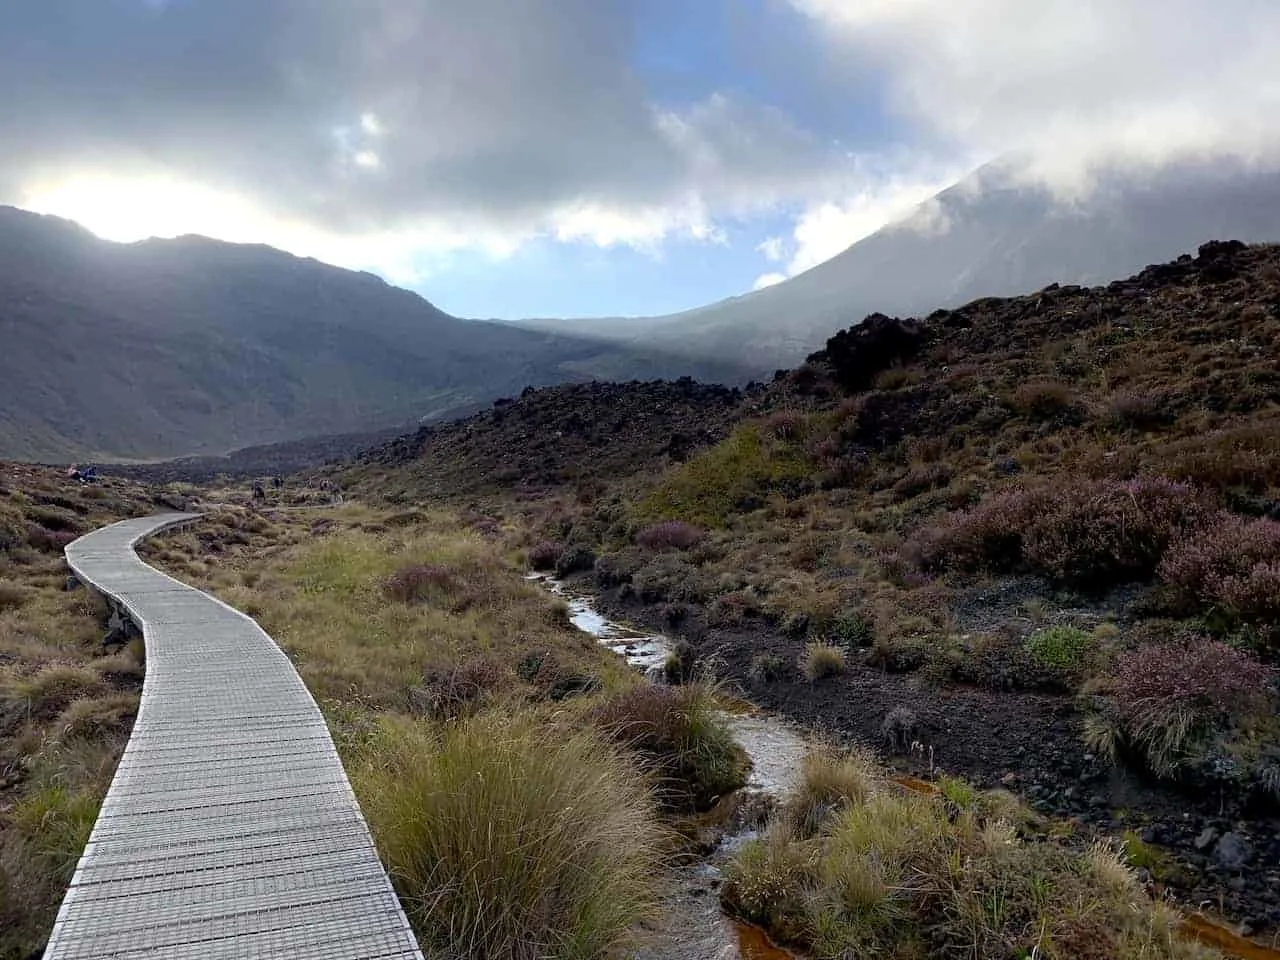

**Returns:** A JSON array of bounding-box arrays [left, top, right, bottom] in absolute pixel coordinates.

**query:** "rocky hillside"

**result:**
[[344, 378, 757, 499], [0, 206, 751, 462]]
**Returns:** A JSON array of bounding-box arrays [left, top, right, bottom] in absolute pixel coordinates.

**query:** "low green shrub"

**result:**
[[749, 654, 788, 684], [1024, 625, 1094, 669], [828, 611, 874, 648], [637, 424, 811, 528]]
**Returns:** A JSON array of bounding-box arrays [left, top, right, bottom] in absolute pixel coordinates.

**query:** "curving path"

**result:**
[[46, 514, 423, 960]]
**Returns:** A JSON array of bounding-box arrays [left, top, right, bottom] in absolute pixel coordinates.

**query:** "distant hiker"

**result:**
[[81, 466, 97, 483], [252, 480, 266, 501], [272, 475, 283, 490], [66, 464, 81, 482]]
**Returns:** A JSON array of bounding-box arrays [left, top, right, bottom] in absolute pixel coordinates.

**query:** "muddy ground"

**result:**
[[585, 579, 1280, 943]]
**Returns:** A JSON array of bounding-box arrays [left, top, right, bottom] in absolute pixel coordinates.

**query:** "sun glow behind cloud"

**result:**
[[19, 170, 527, 290], [22, 174, 268, 244]]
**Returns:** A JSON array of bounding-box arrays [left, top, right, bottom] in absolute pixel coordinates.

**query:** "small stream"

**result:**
[[528, 576, 1280, 960], [530, 575, 805, 960]]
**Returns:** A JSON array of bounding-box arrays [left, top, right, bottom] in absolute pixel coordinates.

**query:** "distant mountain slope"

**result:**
[[517, 158, 1280, 369], [0, 207, 750, 462]]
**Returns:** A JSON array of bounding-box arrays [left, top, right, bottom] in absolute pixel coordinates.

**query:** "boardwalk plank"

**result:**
[[45, 514, 423, 960]]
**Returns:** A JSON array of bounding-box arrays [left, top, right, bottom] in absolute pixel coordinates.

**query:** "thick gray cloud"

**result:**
[[792, 0, 1280, 192], [0, 0, 846, 242]]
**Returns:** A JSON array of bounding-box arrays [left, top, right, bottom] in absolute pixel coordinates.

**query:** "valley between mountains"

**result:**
[[4, 241, 1280, 960]]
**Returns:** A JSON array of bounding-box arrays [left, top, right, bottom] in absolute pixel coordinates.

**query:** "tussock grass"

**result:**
[[166, 516, 633, 712], [3, 664, 107, 722], [0, 579, 29, 611], [723, 749, 1223, 959], [800, 642, 847, 681], [56, 693, 141, 741], [352, 713, 664, 960], [783, 748, 875, 838], [591, 682, 749, 810]]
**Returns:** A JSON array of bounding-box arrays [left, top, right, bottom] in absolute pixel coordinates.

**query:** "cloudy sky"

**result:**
[[3, 0, 1278, 318]]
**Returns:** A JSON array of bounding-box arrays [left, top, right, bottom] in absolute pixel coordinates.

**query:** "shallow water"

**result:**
[[531, 573, 674, 675], [532, 575, 804, 959]]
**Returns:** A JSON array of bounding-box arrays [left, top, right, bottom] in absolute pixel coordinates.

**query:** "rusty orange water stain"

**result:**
[[891, 774, 939, 795], [715, 694, 764, 716], [732, 920, 796, 959], [1180, 913, 1280, 959]]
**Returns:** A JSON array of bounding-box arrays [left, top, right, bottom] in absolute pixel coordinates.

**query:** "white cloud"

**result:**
[[753, 272, 786, 290], [755, 156, 970, 284], [757, 236, 786, 262], [790, 0, 1280, 190]]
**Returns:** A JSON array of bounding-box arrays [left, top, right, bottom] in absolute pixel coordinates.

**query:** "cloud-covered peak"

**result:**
[[2, 0, 1278, 317]]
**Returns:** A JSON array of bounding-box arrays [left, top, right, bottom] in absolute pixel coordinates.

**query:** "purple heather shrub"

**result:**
[[635, 521, 704, 552], [1160, 514, 1280, 626], [382, 563, 458, 603], [1115, 639, 1271, 716], [527, 541, 563, 571]]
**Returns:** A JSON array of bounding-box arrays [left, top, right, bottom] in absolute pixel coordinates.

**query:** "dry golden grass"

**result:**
[[723, 749, 1223, 959], [144, 503, 734, 957], [150, 507, 634, 716], [350, 712, 665, 960]]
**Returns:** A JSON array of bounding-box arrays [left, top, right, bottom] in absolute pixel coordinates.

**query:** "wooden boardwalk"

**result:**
[[46, 514, 423, 960]]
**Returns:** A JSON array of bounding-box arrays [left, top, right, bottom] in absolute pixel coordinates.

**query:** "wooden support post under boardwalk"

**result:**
[[45, 514, 423, 960]]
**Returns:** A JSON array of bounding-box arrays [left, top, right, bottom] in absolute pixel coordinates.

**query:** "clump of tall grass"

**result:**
[[354, 714, 664, 960], [591, 683, 749, 810], [2, 664, 106, 722], [722, 748, 1223, 959], [783, 748, 876, 839], [800, 642, 847, 681]]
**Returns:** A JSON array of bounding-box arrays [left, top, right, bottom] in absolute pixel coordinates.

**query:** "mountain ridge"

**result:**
[[514, 158, 1280, 368], [0, 205, 751, 462]]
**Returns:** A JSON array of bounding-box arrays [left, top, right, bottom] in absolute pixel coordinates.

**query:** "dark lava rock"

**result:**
[[810, 312, 931, 393], [354, 378, 753, 493], [1195, 826, 1220, 851], [1215, 833, 1254, 871]]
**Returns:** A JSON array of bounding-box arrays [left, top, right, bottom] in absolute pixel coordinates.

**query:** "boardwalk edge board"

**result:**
[[45, 513, 423, 960]]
